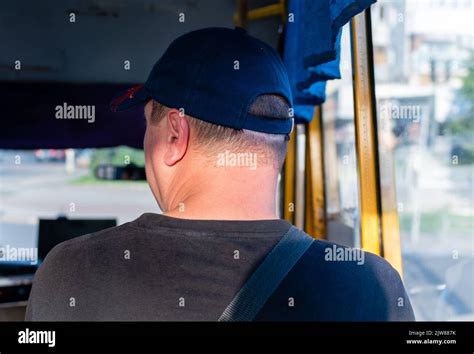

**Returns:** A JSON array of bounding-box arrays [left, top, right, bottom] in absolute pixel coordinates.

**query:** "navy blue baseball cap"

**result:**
[[111, 27, 294, 135]]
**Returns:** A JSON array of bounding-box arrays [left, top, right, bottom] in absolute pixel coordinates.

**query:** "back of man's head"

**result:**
[[112, 27, 294, 218]]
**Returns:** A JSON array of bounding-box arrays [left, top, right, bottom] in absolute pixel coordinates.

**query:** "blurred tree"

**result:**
[[90, 146, 145, 175], [444, 53, 474, 164]]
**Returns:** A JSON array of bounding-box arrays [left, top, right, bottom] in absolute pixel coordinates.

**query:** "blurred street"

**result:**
[[0, 150, 157, 251]]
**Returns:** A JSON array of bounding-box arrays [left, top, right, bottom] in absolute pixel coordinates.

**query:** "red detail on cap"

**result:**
[[110, 84, 144, 112]]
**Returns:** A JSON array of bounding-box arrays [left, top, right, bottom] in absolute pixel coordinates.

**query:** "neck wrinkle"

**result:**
[[163, 168, 279, 221]]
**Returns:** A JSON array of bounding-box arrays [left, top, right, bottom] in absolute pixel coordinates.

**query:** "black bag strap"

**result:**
[[218, 226, 314, 321]]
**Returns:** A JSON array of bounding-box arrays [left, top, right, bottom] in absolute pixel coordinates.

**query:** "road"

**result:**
[[0, 150, 158, 250]]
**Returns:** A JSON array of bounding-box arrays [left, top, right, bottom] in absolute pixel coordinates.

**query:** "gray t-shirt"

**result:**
[[26, 213, 290, 321], [26, 212, 415, 321]]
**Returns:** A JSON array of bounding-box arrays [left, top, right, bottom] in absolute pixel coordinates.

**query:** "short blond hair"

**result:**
[[150, 96, 290, 169]]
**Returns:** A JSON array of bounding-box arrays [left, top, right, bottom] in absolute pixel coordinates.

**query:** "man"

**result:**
[[26, 27, 414, 321]]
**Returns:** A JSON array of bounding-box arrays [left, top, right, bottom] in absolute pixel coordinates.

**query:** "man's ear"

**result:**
[[163, 108, 190, 166]]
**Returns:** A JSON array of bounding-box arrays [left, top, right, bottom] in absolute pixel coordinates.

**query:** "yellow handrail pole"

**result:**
[[304, 142, 314, 234], [350, 10, 382, 256], [235, 0, 249, 28], [305, 106, 327, 239], [233, 0, 286, 25], [283, 129, 296, 224]]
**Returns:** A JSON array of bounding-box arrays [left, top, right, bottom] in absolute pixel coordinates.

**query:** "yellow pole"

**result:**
[[305, 106, 327, 239], [350, 10, 381, 256], [351, 9, 404, 275], [233, 0, 286, 24]]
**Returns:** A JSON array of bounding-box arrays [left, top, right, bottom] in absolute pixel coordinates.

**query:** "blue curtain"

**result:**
[[284, 0, 376, 122]]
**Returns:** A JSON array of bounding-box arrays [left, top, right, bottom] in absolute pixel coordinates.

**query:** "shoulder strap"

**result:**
[[218, 226, 314, 321]]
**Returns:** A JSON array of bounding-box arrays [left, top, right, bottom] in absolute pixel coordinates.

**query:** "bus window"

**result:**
[[323, 24, 361, 248], [372, 0, 474, 321], [0, 147, 157, 255]]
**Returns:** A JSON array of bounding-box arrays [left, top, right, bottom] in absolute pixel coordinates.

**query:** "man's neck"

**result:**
[[162, 169, 279, 221]]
